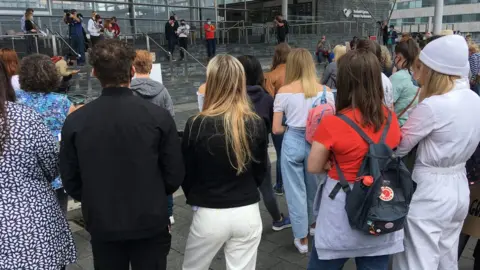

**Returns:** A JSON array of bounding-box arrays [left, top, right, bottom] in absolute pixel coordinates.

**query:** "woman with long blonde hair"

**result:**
[[272, 48, 334, 254], [182, 54, 268, 270], [392, 35, 480, 269]]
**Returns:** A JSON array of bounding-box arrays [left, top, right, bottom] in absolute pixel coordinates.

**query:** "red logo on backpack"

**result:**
[[306, 86, 335, 144]]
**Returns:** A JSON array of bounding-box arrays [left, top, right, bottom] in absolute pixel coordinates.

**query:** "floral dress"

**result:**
[[15, 90, 71, 190], [0, 102, 76, 269]]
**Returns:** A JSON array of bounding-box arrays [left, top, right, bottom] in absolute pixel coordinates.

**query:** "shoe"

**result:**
[[169, 216, 175, 225], [310, 227, 315, 236], [273, 184, 284, 196], [272, 214, 292, 231], [294, 239, 308, 254]]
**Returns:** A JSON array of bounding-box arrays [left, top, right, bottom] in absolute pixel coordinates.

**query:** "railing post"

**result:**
[[183, 49, 189, 82], [146, 35, 151, 52], [169, 53, 174, 82], [52, 35, 58, 56], [34, 35, 39, 54], [11, 37, 15, 51]]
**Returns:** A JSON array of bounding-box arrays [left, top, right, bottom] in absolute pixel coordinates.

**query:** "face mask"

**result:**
[[181, 22, 185, 25], [207, 21, 211, 25]]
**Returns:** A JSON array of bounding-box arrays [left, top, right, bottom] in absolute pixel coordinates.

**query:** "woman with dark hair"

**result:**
[[356, 39, 394, 110], [0, 58, 76, 269], [237, 55, 291, 231], [390, 37, 420, 126], [15, 54, 77, 214], [0, 48, 20, 91], [264, 42, 291, 195], [306, 49, 403, 269]]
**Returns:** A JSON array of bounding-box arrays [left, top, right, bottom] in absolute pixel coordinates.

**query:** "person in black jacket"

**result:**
[[274, 15, 288, 44], [181, 54, 268, 269], [60, 39, 184, 270], [237, 55, 292, 232], [165, 16, 179, 58]]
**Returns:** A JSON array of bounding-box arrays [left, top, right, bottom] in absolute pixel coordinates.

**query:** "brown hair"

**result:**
[[19, 54, 59, 93], [394, 37, 420, 70], [271, 43, 291, 71], [133, 50, 153, 74], [0, 48, 19, 77], [89, 39, 136, 87], [336, 49, 385, 132], [104, 19, 112, 28], [356, 39, 382, 63]]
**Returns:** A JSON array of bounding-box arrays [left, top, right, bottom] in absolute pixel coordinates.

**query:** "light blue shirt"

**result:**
[[391, 69, 419, 126]]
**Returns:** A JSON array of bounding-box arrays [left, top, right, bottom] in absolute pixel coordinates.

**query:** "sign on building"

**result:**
[[343, 9, 373, 19]]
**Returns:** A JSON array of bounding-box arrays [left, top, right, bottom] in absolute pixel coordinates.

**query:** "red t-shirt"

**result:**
[[204, 24, 215, 39], [313, 108, 401, 182]]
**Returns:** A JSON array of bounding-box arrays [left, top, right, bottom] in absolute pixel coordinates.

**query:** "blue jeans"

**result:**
[[281, 127, 319, 239], [167, 195, 173, 217], [70, 35, 85, 64], [271, 133, 284, 188], [308, 243, 390, 270], [206, 39, 216, 57]]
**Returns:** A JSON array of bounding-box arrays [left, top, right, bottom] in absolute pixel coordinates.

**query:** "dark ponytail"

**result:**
[[394, 37, 420, 71]]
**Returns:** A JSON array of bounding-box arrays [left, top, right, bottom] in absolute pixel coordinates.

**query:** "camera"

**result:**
[[64, 9, 71, 17]]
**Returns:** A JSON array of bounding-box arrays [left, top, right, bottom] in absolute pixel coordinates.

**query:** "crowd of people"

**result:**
[[2, 13, 480, 270]]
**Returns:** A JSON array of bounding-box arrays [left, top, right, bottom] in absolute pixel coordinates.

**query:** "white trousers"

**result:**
[[392, 165, 470, 270], [182, 203, 263, 270]]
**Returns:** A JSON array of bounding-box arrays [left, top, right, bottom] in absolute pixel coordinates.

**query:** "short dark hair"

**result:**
[[111, 16, 117, 21], [26, 8, 34, 13], [170, 16, 175, 20], [237, 55, 264, 87], [90, 39, 136, 87], [19, 54, 59, 93], [337, 49, 385, 132]]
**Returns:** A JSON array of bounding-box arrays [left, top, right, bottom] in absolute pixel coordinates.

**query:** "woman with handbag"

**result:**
[[390, 37, 420, 126]]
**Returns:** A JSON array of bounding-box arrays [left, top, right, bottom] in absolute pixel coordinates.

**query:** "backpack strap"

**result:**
[[337, 114, 375, 145], [379, 110, 392, 143], [321, 85, 327, 104], [328, 153, 351, 199]]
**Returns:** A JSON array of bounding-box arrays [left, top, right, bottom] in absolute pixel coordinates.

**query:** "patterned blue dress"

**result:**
[[0, 102, 76, 269], [15, 90, 71, 190]]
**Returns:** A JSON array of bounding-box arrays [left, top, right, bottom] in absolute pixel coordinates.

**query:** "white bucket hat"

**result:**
[[419, 34, 470, 77]]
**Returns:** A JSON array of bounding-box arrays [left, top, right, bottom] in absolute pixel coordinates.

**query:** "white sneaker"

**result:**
[[310, 227, 315, 236], [294, 239, 308, 254], [169, 216, 175, 225]]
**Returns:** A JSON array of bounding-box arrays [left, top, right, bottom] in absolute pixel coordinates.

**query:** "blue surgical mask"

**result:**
[[207, 21, 211, 25]]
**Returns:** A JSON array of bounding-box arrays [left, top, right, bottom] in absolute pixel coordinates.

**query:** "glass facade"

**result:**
[[394, 0, 480, 10], [391, 13, 480, 26]]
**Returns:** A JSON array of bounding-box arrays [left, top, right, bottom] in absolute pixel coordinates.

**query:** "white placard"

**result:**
[[150, 63, 163, 84]]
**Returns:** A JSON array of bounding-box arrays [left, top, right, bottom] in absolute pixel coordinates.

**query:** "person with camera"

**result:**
[[274, 15, 288, 44], [64, 9, 85, 66], [88, 11, 102, 47]]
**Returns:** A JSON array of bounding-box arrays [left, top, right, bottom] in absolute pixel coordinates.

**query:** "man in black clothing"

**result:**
[[165, 16, 179, 58], [60, 39, 184, 270], [274, 15, 288, 44], [382, 21, 389, 46]]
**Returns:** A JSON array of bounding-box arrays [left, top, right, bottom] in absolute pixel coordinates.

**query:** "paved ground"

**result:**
[[63, 102, 478, 270]]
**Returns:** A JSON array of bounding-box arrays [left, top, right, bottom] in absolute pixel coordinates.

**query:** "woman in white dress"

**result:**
[[392, 35, 480, 270]]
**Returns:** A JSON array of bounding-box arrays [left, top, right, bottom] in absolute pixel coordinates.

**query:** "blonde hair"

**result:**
[[196, 54, 260, 174], [440, 29, 454, 36], [469, 42, 479, 54], [333, 45, 346, 62], [380, 45, 393, 69], [133, 50, 153, 74], [285, 48, 318, 98], [418, 61, 460, 102]]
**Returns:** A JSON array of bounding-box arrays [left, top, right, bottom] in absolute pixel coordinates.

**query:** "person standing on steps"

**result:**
[[204, 18, 216, 59], [165, 16, 179, 60], [177, 19, 190, 61], [88, 11, 102, 47], [274, 15, 288, 44]]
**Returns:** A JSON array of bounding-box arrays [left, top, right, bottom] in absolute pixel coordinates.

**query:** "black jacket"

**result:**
[[60, 87, 184, 241], [165, 21, 179, 40], [246, 85, 273, 134], [181, 116, 268, 209]]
